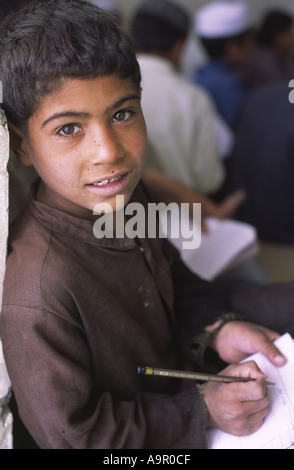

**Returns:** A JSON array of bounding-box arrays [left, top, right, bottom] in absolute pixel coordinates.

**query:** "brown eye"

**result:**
[[113, 110, 134, 122], [113, 111, 127, 122], [58, 124, 82, 136]]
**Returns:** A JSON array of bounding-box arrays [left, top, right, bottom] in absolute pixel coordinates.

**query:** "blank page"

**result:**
[[168, 215, 257, 280], [207, 333, 294, 449]]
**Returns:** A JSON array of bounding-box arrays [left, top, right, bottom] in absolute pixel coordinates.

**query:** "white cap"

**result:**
[[195, 1, 250, 38]]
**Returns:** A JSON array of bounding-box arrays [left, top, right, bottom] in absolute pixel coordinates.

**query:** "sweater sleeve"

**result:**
[[169, 247, 243, 370], [0, 305, 208, 449]]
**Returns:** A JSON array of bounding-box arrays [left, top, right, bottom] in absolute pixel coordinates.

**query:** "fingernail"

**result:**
[[275, 355, 286, 365]]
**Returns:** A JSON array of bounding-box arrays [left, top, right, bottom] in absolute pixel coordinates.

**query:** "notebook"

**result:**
[[207, 333, 294, 449], [167, 215, 258, 281]]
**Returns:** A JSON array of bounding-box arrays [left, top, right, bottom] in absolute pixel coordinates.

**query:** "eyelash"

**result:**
[[56, 109, 136, 138], [57, 123, 82, 137], [113, 109, 135, 122]]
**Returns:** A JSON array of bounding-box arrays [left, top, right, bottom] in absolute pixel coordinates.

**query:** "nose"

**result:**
[[89, 125, 124, 165]]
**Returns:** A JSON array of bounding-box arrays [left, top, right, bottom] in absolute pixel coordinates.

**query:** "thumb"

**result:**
[[233, 360, 267, 381], [258, 337, 287, 367]]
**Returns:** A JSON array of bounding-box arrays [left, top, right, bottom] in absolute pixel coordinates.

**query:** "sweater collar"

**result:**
[[29, 179, 147, 250]]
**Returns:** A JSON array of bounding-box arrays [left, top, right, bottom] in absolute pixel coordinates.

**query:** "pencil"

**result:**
[[137, 366, 275, 385]]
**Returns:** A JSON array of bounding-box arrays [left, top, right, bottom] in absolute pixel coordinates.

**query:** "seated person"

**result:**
[[142, 166, 246, 233], [229, 81, 294, 244], [130, 0, 230, 196], [245, 9, 294, 89], [193, 1, 254, 128], [130, 1, 266, 290], [0, 0, 292, 450]]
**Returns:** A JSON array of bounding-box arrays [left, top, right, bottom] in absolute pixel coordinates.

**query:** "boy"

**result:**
[[194, 1, 254, 127], [130, 0, 265, 290], [130, 0, 228, 195], [0, 0, 290, 449]]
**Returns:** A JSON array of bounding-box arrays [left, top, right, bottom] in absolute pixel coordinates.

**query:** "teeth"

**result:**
[[93, 175, 122, 186], [96, 179, 109, 186], [109, 176, 122, 183]]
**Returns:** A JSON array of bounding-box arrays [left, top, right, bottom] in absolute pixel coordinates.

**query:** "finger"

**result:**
[[228, 378, 269, 404], [261, 328, 281, 342], [229, 403, 269, 437], [220, 362, 268, 402], [240, 386, 270, 410], [246, 418, 266, 436], [244, 400, 271, 435], [224, 360, 267, 381], [232, 396, 270, 436], [217, 189, 247, 218], [246, 412, 269, 436], [233, 380, 269, 402], [257, 336, 287, 366], [201, 203, 222, 220], [248, 401, 270, 425]]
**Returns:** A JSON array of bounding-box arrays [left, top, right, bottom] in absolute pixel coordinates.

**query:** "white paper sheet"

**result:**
[[168, 215, 258, 280], [207, 333, 294, 449]]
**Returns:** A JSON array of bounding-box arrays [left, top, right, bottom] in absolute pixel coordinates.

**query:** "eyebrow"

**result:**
[[41, 93, 140, 128]]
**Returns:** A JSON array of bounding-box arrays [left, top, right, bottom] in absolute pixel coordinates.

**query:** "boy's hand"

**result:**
[[202, 362, 270, 436], [210, 321, 287, 367]]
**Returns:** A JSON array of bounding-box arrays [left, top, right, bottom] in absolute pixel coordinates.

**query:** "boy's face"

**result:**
[[227, 35, 254, 69], [17, 75, 147, 218]]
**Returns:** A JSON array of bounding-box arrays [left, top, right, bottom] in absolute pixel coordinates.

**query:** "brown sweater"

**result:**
[[0, 181, 230, 449]]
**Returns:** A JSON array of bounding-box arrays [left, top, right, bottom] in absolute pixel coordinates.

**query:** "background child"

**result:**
[[0, 0, 291, 449], [193, 1, 254, 128]]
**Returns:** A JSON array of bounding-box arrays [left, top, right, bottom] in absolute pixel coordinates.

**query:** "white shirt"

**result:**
[[138, 54, 227, 194]]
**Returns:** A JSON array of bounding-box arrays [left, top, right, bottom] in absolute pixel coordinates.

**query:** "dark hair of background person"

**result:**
[[130, 0, 190, 53], [257, 9, 293, 47], [199, 28, 254, 60], [0, 0, 20, 21]]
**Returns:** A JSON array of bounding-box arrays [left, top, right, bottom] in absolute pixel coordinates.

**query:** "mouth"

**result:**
[[92, 174, 123, 187], [87, 171, 131, 196]]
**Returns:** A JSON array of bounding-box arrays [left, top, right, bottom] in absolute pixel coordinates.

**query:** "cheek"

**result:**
[[137, 137, 147, 164], [133, 122, 147, 164], [32, 149, 73, 186]]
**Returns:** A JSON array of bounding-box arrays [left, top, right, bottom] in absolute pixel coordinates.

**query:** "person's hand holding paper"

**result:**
[[206, 333, 294, 449], [208, 321, 287, 366], [200, 320, 287, 438]]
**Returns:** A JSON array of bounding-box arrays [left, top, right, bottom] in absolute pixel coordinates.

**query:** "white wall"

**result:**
[[0, 110, 13, 450]]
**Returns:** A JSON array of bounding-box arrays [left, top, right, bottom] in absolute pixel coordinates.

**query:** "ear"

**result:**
[[170, 38, 186, 68], [8, 121, 33, 167], [225, 41, 243, 66]]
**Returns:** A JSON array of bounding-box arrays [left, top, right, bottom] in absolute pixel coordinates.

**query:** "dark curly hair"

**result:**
[[0, 0, 141, 133]]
